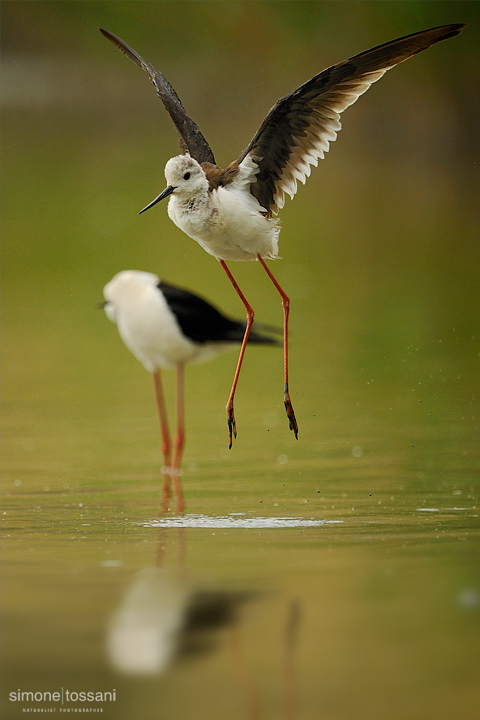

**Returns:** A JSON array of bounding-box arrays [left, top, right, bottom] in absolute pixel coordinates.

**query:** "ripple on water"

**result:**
[[144, 514, 344, 529]]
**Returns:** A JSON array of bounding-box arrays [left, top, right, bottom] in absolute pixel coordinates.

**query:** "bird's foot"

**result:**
[[284, 385, 298, 439], [226, 405, 237, 449]]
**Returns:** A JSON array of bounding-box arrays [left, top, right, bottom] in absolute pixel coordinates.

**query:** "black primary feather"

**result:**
[[238, 23, 466, 215], [100, 28, 216, 165]]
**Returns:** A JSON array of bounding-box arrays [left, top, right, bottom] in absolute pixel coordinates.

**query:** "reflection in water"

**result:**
[[107, 566, 256, 675], [107, 527, 255, 675], [107, 567, 190, 674], [284, 600, 301, 720], [107, 528, 301, 719]]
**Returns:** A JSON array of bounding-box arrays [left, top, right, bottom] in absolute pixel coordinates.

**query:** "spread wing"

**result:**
[[236, 24, 465, 216], [100, 28, 216, 165]]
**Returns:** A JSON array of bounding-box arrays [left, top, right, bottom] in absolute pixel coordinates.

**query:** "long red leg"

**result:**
[[152, 369, 172, 512], [257, 255, 298, 438], [220, 260, 254, 448], [172, 363, 185, 514]]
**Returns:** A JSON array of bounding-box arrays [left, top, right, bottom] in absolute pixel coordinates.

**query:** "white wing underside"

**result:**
[[228, 155, 268, 214]]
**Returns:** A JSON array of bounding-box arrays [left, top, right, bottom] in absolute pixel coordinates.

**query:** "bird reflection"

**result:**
[[107, 527, 253, 676], [107, 565, 189, 674], [107, 565, 255, 675], [106, 528, 301, 719]]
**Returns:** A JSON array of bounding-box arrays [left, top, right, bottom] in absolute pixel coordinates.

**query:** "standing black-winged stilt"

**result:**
[[102, 270, 278, 511], [100, 23, 465, 447]]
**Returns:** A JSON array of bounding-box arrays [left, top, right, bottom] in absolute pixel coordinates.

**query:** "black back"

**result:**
[[158, 282, 277, 346]]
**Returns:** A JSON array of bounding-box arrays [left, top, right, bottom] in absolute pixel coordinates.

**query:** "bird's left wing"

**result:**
[[235, 23, 465, 216], [100, 28, 216, 165]]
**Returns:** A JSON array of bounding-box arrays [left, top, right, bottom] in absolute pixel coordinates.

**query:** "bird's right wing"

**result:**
[[100, 28, 216, 165], [235, 24, 465, 217]]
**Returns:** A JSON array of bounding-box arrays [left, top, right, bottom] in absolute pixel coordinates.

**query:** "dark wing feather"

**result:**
[[158, 282, 278, 346], [100, 28, 216, 165], [237, 24, 466, 216]]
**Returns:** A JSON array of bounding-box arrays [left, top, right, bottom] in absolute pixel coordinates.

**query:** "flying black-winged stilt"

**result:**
[[100, 23, 465, 447], [102, 270, 278, 511]]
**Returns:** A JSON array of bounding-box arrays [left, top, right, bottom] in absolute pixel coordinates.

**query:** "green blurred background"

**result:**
[[1, 2, 479, 719]]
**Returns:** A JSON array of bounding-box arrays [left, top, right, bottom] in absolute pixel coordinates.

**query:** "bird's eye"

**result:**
[[183, 172, 191, 180]]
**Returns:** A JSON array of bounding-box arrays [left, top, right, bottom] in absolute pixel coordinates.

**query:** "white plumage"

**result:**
[[103, 270, 234, 369], [163, 156, 280, 263]]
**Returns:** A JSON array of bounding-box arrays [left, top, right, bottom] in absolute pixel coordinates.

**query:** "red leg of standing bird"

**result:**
[[257, 256, 298, 438], [219, 260, 255, 448], [172, 363, 185, 513], [152, 369, 172, 512]]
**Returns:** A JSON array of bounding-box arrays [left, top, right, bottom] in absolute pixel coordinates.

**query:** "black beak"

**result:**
[[97, 301, 108, 309], [139, 185, 175, 215]]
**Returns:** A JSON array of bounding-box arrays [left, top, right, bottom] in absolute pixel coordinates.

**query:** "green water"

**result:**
[[2, 2, 480, 718]]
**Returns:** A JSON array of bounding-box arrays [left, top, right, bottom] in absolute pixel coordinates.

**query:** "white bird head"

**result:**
[[165, 155, 207, 194], [103, 270, 160, 323], [139, 155, 208, 214]]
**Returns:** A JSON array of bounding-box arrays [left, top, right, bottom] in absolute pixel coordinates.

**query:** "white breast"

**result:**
[[167, 188, 280, 262]]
